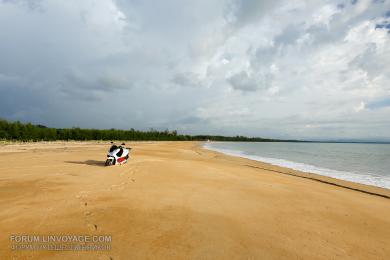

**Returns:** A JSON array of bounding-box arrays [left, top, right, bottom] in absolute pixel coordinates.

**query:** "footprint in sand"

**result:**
[[110, 183, 127, 190], [75, 191, 98, 232], [86, 223, 98, 231], [126, 175, 136, 182], [110, 184, 120, 190], [76, 191, 90, 199], [84, 210, 98, 232]]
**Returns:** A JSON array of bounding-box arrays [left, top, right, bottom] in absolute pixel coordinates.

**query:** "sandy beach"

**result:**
[[0, 141, 389, 259]]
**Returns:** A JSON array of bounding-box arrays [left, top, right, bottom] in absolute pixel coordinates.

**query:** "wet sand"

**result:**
[[0, 141, 389, 259]]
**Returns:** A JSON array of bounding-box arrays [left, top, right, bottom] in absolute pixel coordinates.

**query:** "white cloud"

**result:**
[[355, 101, 366, 112]]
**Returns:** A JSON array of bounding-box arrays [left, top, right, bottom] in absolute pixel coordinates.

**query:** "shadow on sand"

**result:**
[[65, 160, 106, 167]]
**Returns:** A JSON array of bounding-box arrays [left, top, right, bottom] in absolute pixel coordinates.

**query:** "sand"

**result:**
[[0, 141, 389, 259]]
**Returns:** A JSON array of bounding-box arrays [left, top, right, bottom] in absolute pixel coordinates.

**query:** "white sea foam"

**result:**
[[203, 143, 390, 189]]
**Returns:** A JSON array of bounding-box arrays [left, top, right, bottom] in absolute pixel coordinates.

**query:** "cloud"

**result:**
[[171, 72, 202, 88], [0, 0, 390, 140], [228, 71, 258, 92], [367, 97, 390, 109], [354, 101, 366, 112], [1, 0, 43, 10], [227, 0, 282, 28]]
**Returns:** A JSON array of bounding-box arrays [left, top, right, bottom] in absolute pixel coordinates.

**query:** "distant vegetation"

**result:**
[[0, 119, 288, 142]]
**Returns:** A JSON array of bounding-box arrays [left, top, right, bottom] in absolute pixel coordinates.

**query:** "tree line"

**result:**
[[0, 119, 283, 142]]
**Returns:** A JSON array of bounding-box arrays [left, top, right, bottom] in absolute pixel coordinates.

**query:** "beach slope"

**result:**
[[0, 141, 389, 259]]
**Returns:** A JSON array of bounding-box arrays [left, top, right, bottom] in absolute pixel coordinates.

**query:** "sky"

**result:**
[[0, 0, 390, 141]]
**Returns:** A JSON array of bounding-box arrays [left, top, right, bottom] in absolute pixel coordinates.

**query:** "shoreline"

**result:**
[[201, 142, 390, 198]]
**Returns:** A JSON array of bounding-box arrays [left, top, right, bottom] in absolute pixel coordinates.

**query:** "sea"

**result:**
[[203, 142, 390, 189]]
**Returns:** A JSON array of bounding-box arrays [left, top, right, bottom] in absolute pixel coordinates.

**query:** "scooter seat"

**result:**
[[116, 148, 123, 157]]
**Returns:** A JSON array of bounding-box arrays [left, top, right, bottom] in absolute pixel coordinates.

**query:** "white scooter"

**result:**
[[105, 142, 131, 166]]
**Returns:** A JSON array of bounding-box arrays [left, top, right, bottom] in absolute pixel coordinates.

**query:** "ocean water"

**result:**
[[203, 142, 390, 189]]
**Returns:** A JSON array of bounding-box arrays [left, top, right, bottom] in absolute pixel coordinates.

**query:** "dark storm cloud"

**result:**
[[0, 79, 50, 122], [59, 71, 131, 100]]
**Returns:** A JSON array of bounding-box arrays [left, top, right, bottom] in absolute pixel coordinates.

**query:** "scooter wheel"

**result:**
[[105, 159, 114, 166]]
